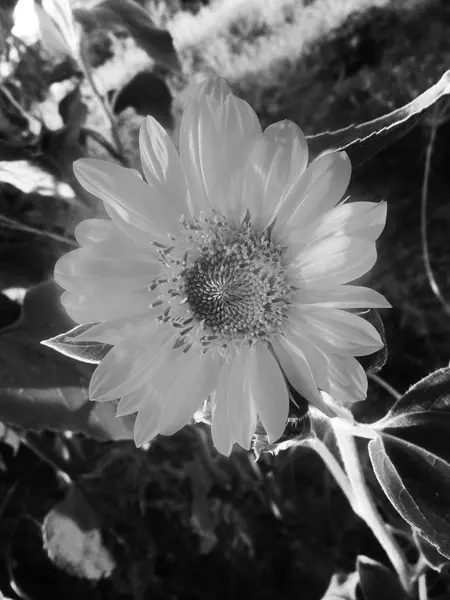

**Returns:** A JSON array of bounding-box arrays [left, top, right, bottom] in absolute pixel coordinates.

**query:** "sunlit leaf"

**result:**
[[42, 324, 112, 364], [357, 556, 407, 600], [413, 530, 450, 573], [369, 368, 450, 560], [0, 280, 133, 440], [307, 70, 450, 167], [42, 484, 115, 580], [0, 421, 22, 455]]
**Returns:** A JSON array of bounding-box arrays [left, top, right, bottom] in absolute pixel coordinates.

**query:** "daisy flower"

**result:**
[[54, 77, 389, 456]]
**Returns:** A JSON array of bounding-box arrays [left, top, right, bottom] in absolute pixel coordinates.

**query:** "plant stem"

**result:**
[[303, 437, 356, 512], [77, 42, 128, 165], [332, 424, 412, 594]]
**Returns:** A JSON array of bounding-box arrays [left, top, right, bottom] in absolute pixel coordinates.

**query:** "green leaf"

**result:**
[[85, 0, 181, 72], [0, 280, 134, 440], [42, 324, 113, 364], [413, 530, 450, 573], [368, 368, 450, 559], [356, 556, 407, 600], [42, 485, 115, 580], [307, 70, 450, 167]]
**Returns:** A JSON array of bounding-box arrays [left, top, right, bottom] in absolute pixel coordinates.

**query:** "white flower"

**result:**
[[55, 77, 390, 455]]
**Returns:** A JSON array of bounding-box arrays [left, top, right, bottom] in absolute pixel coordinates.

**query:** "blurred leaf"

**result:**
[[0, 420, 21, 455], [57, 85, 88, 147], [369, 367, 450, 559], [413, 530, 450, 573], [41, 0, 80, 59], [187, 462, 218, 555], [42, 323, 112, 364], [356, 556, 407, 600], [42, 484, 115, 580], [87, 0, 180, 72], [321, 571, 358, 600], [35, 1, 73, 61], [0, 280, 134, 440], [307, 70, 450, 167], [358, 309, 388, 374]]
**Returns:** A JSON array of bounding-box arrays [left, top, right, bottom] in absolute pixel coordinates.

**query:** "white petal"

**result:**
[[291, 285, 391, 309], [158, 351, 221, 436], [73, 159, 179, 244], [289, 201, 387, 250], [272, 335, 336, 417], [60, 289, 153, 323], [226, 347, 256, 450], [116, 385, 150, 416], [326, 354, 368, 404], [248, 343, 289, 444], [54, 245, 160, 294], [72, 315, 153, 345], [288, 305, 384, 356], [139, 116, 190, 218], [291, 236, 377, 289], [242, 121, 308, 230], [275, 151, 351, 233], [211, 360, 234, 456], [179, 78, 261, 215], [133, 399, 163, 446], [89, 324, 174, 402]]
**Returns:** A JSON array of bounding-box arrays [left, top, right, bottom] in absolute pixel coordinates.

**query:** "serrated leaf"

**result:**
[[307, 70, 450, 167], [0, 280, 134, 440], [368, 368, 450, 559], [356, 556, 407, 600], [42, 324, 113, 364], [42, 485, 115, 580], [413, 530, 450, 573], [87, 0, 180, 72]]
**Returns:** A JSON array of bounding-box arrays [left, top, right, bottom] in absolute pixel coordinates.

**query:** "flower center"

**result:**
[[149, 211, 294, 354]]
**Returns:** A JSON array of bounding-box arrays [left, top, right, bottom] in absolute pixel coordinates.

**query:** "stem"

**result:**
[[77, 42, 128, 165], [303, 437, 356, 512], [368, 373, 401, 401], [333, 424, 412, 593]]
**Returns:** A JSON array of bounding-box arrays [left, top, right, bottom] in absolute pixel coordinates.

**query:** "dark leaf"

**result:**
[[356, 556, 407, 600], [307, 70, 450, 167], [42, 485, 115, 580], [321, 572, 359, 600], [368, 368, 450, 559], [87, 0, 181, 72], [0, 280, 134, 440]]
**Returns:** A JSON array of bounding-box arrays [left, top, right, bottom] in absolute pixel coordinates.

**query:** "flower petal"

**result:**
[[60, 288, 153, 323], [226, 346, 256, 450], [88, 323, 174, 402], [289, 201, 387, 252], [179, 78, 261, 214], [291, 284, 391, 309], [288, 305, 384, 356], [290, 236, 377, 289], [140, 116, 190, 218], [272, 335, 336, 417], [73, 159, 179, 245], [242, 120, 309, 230], [275, 151, 351, 234], [158, 351, 221, 436], [248, 343, 289, 444], [133, 398, 163, 446], [211, 360, 234, 456], [72, 315, 153, 345]]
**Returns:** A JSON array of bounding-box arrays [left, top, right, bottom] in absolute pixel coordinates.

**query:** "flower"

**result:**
[[54, 77, 390, 456]]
